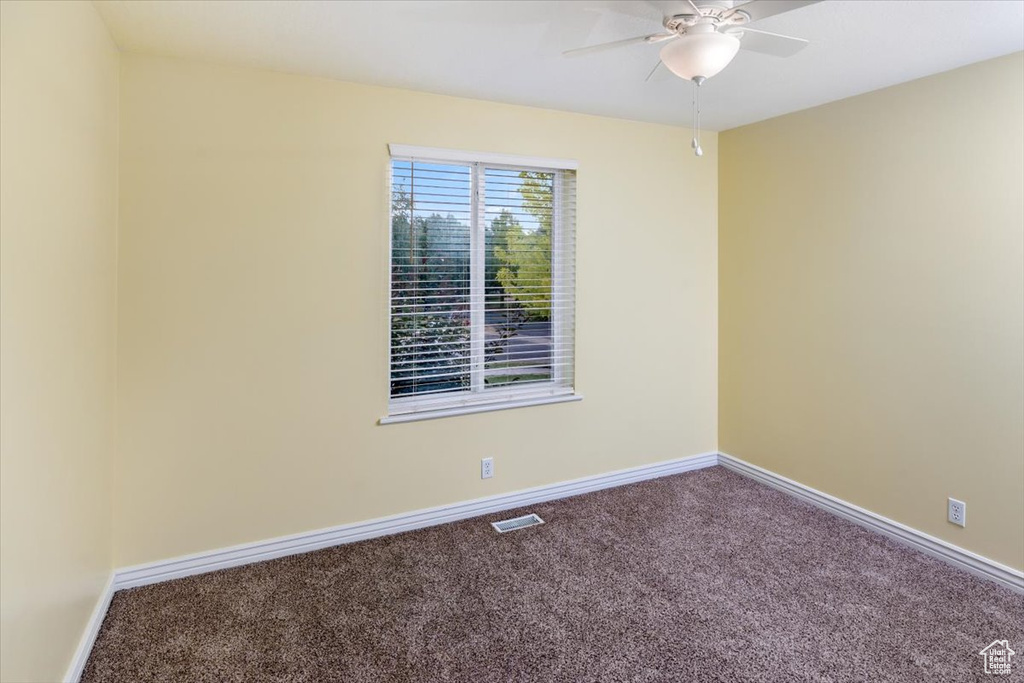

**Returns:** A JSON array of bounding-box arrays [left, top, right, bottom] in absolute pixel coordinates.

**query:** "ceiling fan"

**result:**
[[564, 0, 821, 156]]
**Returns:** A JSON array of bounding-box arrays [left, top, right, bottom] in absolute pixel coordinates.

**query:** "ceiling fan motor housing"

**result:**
[[664, 5, 750, 33]]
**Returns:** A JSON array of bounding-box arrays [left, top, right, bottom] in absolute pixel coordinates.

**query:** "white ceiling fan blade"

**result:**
[[563, 32, 677, 57], [722, 0, 821, 24], [729, 27, 809, 57]]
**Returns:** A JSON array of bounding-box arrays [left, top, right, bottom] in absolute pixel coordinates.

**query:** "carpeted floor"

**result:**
[[83, 466, 1024, 682]]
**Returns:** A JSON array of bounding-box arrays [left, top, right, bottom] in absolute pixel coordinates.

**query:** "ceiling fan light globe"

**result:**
[[659, 31, 741, 81]]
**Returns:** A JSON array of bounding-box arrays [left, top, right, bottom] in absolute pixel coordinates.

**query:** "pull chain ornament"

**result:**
[[691, 76, 705, 157]]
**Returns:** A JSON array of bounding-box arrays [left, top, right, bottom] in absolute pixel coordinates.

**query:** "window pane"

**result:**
[[483, 169, 554, 388], [390, 161, 472, 397]]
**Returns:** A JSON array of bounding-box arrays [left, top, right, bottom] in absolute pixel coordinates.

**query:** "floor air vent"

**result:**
[[491, 513, 544, 533]]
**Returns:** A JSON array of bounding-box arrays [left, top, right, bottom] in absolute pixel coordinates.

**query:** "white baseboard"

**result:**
[[64, 574, 115, 683], [718, 452, 1024, 594], [113, 451, 719, 590]]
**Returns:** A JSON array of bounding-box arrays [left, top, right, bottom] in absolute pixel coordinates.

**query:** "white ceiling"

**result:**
[[94, 0, 1024, 131]]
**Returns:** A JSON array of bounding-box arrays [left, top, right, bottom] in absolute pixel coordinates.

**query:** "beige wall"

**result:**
[[0, 2, 120, 681], [115, 54, 719, 567], [720, 53, 1024, 570]]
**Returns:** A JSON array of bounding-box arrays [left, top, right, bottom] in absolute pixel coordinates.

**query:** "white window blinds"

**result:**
[[386, 147, 577, 420]]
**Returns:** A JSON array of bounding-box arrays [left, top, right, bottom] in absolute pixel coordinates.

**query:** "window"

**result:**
[[383, 145, 578, 423]]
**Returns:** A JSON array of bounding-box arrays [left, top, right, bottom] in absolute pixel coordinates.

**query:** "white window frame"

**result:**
[[381, 144, 581, 424]]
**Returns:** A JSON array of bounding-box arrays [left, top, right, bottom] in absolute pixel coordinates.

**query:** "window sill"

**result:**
[[379, 393, 582, 425]]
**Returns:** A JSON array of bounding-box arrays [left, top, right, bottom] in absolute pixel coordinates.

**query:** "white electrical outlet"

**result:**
[[948, 498, 966, 527], [481, 457, 494, 479]]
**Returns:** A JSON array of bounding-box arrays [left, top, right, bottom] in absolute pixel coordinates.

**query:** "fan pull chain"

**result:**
[[691, 76, 705, 157]]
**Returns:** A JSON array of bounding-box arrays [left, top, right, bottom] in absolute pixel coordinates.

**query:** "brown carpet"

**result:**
[[83, 467, 1024, 682]]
